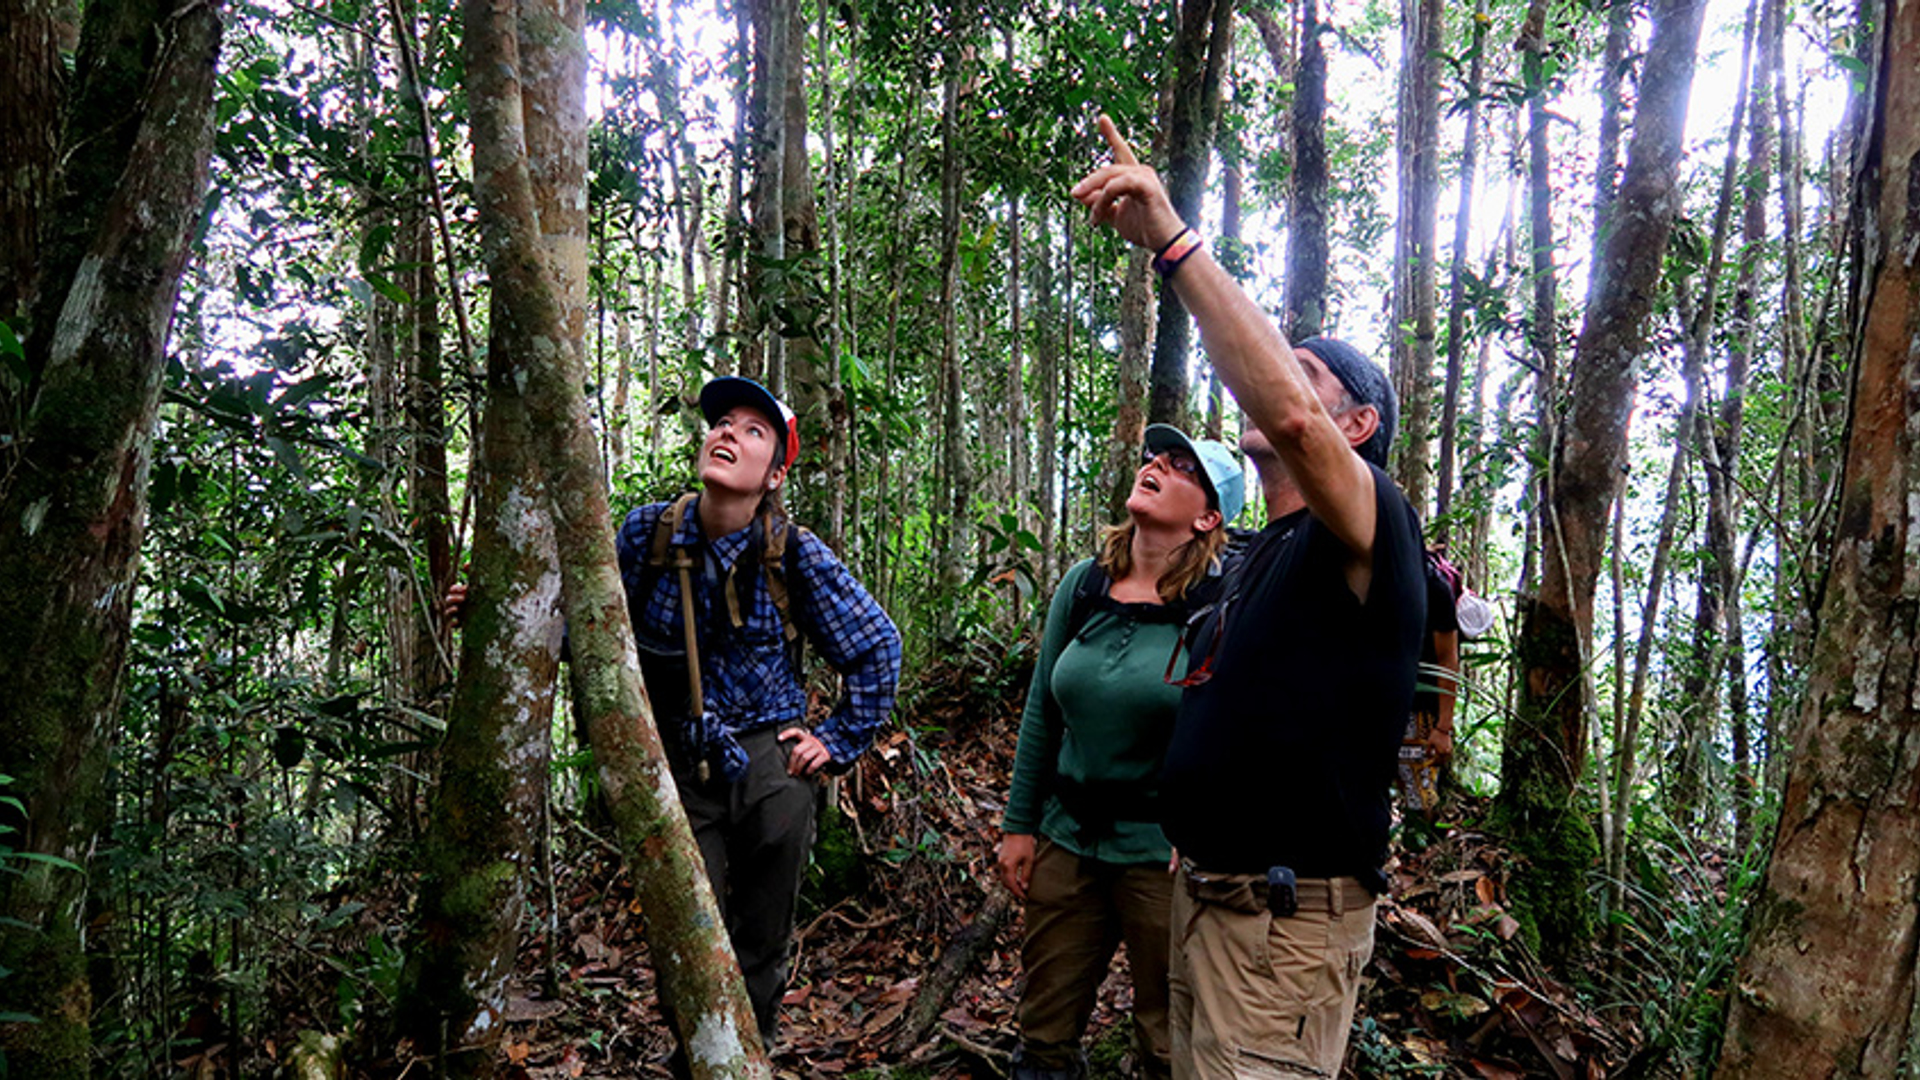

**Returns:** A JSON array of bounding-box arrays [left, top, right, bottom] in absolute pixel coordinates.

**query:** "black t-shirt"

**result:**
[[1159, 463, 1428, 887]]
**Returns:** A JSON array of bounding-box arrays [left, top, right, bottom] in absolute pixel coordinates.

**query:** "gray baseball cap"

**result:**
[[1294, 336, 1396, 468]]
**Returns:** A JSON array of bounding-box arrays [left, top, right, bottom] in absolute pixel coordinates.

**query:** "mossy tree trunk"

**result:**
[[460, 0, 770, 1074], [0, 0, 222, 1070], [1717, 0, 1920, 1067], [395, 0, 582, 1069], [1497, 0, 1706, 964]]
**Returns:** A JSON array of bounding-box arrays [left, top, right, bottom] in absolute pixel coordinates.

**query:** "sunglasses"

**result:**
[[1164, 595, 1230, 688], [1142, 446, 1203, 479]]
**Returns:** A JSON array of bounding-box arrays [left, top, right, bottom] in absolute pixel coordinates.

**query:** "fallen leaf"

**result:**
[[1477, 876, 1498, 906], [507, 1041, 532, 1065], [1470, 1060, 1527, 1080]]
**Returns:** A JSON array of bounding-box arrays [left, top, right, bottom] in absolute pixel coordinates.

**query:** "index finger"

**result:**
[[1097, 113, 1139, 166]]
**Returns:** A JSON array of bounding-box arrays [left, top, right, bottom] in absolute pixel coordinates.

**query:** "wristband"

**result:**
[[1153, 227, 1203, 278]]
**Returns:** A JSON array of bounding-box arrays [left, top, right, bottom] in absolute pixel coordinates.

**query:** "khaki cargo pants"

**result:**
[[1169, 863, 1375, 1079]]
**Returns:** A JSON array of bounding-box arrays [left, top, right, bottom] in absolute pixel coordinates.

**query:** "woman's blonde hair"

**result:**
[[1096, 520, 1229, 603]]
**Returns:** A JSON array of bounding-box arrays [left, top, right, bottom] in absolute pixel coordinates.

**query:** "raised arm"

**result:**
[[1071, 116, 1378, 558]]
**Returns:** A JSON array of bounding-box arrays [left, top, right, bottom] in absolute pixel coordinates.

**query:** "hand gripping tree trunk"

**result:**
[[460, 0, 769, 1074], [0, 0, 222, 1071], [1496, 0, 1706, 963], [1718, 0, 1920, 1069], [395, 0, 581, 1066]]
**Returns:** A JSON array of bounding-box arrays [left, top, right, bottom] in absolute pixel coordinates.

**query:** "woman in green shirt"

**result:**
[[998, 424, 1245, 1080]]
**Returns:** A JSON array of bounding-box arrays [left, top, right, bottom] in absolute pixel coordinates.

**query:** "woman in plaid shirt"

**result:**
[[614, 376, 902, 1052]]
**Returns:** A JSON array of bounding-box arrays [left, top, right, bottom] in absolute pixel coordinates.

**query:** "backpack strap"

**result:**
[[761, 512, 802, 645], [650, 494, 706, 743], [1061, 561, 1111, 643]]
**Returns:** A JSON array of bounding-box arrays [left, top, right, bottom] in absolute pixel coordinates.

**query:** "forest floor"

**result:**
[[297, 651, 1683, 1078]]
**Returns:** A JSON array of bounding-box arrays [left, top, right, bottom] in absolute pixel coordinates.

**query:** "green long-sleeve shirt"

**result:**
[[1002, 558, 1187, 866]]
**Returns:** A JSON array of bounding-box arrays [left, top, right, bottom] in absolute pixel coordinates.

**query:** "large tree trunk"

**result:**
[[1148, 0, 1234, 426], [460, 0, 770, 1074], [0, 0, 222, 1070], [1497, 0, 1706, 962], [1718, 0, 1920, 1065], [0, 0, 72, 329], [395, 0, 583, 1067]]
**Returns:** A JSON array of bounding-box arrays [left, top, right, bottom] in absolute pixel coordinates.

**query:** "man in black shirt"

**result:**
[[1074, 119, 1426, 1079]]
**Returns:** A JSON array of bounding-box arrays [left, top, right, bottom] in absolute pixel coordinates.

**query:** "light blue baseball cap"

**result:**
[[1144, 424, 1246, 527]]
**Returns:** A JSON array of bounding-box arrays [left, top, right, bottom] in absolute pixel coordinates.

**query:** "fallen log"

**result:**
[[889, 891, 1014, 1056]]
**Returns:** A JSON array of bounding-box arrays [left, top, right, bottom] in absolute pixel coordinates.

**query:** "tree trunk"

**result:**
[[1390, 0, 1441, 514], [935, 52, 972, 632], [1436, 0, 1488, 532], [1148, 0, 1235, 427], [1668, 0, 1760, 834], [0, 0, 72, 330], [1515, 0, 1558, 600], [0, 0, 221, 1070], [460, 0, 770, 1073], [395, 0, 583, 1066], [1285, 0, 1328, 339], [1719, 0, 1920, 1063], [1105, 251, 1156, 520], [1498, 0, 1707, 962]]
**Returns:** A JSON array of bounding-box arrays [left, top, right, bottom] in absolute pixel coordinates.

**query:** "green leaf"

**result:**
[[265, 435, 307, 481], [7, 851, 83, 873], [362, 271, 413, 305]]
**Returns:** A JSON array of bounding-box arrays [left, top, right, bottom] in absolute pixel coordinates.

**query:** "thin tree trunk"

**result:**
[[1390, 0, 1441, 514], [1148, 0, 1235, 427], [1500, 0, 1708, 961], [1670, 0, 1760, 833], [1436, 0, 1488, 532], [0, 0, 221, 1069], [1105, 251, 1156, 520], [1285, 0, 1328, 339]]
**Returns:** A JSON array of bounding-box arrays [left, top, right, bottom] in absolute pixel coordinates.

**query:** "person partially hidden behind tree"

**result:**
[[1073, 118, 1427, 1079], [618, 376, 903, 1054], [998, 424, 1245, 1080], [453, 376, 903, 1056]]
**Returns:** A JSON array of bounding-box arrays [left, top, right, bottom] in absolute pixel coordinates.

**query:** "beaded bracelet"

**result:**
[[1153, 227, 1204, 278]]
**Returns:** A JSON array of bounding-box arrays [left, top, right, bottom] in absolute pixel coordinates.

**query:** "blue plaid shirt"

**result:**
[[615, 498, 902, 781]]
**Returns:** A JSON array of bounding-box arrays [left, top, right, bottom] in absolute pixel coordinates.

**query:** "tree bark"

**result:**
[[1719, 0, 1920, 1064], [1149, 0, 1235, 427], [459, 0, 770, 1073], [1436, 0, 1488, 532], [1285, 0, 1328, 339], [395, 0, 582, 1067], [1498, 0, 1707, 962], [0, 0, 221, 1070], [1390, 0, 1442, 514], [1105, 251, 1156, 520], [1669, 0, 1761, 835], [0, 0, 72, 329]]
